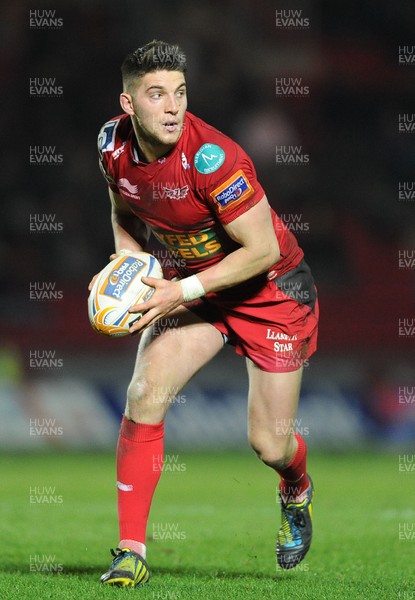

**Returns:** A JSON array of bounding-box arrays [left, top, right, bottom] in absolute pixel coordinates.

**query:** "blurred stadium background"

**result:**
[[1, 0, 414, 455]]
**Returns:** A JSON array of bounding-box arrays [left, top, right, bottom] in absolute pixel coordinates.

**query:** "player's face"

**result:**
[[124, 70, 187, 158]]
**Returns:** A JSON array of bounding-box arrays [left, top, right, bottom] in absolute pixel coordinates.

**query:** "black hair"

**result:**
[[121, 39, 187, 90]]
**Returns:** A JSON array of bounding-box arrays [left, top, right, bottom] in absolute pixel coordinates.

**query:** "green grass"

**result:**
[[0, 450, 413, 599]]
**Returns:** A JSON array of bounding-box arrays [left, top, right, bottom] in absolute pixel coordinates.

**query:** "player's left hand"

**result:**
[[128, 277, 184, 334]]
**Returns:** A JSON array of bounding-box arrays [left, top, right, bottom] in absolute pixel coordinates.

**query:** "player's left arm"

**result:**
[[196, 195, 279, 292], [129, 195, 279, 333]]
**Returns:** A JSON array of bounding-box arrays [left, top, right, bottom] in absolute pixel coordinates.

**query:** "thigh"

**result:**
[[247, 358, 303, 446], [126, 305, 224, 422]]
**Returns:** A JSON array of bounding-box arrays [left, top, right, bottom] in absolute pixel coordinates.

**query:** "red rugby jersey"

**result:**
[[98, 111, 303, 277]]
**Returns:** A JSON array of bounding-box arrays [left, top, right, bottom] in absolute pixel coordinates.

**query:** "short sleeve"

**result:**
[[195, 140, 265, 225], [98, 119, 120, 193]]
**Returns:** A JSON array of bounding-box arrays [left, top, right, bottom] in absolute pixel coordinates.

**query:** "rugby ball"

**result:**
[[88, 252, 163, 336]]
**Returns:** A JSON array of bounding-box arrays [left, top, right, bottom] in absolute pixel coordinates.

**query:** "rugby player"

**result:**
[[91, 40, 319, 588]]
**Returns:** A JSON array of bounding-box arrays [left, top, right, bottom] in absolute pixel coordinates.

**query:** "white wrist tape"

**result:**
[[180, 275, 206, 302]]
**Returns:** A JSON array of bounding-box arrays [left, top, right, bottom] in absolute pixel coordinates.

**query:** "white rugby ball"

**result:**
[[88, 252, 163, 336]]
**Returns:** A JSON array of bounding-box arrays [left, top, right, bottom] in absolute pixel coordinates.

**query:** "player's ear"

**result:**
[[120, 92, 134, 115]]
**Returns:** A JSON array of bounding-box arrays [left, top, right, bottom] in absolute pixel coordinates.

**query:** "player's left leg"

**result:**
[[246, 360, 314, 570]]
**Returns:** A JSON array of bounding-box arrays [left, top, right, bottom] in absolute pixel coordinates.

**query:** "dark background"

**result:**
[[1, 0, 415, 449]]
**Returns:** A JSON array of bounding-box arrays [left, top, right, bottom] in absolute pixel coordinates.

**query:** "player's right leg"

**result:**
[[101, 306, 225, 587]]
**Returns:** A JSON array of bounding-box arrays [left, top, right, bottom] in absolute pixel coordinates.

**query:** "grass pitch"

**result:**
[[0, 450, 412, 599]]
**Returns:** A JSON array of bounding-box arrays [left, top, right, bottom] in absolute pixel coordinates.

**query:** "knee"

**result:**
[[126, 375, 168, 421], [127, 376, 149, 406], [248, 433, 295, 470]]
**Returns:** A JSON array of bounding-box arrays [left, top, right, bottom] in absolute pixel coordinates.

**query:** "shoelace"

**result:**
[[280, 505, 306, 543], [110, 547, 129, 565]]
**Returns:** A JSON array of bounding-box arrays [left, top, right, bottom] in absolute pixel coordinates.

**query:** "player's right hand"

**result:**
[[88, 273, 99, 291], [109, 249, 136, 261]]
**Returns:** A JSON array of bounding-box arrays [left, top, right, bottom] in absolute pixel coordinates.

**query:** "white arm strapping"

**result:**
[[180, 275, 206, 302]]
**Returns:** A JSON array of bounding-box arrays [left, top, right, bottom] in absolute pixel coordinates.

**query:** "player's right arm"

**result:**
[[110, 188, 150, 256], [89, 117, 150, 289], [98, 117, 150, 254], [88, 188, 150, 291]]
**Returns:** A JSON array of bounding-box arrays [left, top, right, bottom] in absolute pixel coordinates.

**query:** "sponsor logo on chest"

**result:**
[[194, 143, 225, 174]]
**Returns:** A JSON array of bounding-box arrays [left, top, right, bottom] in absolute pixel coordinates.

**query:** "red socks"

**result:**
[[115, 419, 306, 554], [277, 433, 308, 501], [116, 416, 164, 554]]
